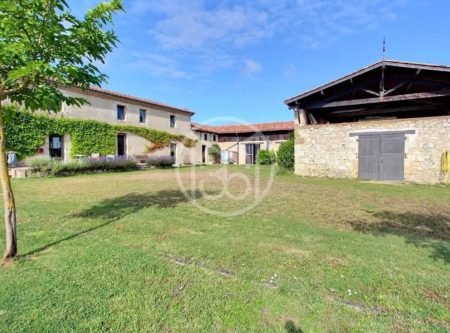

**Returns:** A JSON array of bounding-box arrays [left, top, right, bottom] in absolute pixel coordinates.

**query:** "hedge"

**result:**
[[256, 149, 276, 165], [277, 134, 295, 170]]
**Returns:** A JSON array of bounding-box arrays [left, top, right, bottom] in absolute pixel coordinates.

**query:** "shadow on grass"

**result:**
[[348, 210, 450, 264], [74, 189, 202, 221], [20, 189, 206, 259], [285, 320, 304, 333]]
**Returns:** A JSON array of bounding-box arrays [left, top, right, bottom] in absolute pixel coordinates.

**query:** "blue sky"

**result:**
[[69, 0, 450, 124]]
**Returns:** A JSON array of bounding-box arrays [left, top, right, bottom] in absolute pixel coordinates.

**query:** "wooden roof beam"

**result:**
[[384, 82, 406, 96], [307, 89, 450, 109], [327, 104, 440, 117], [358, 88, 380, 97]]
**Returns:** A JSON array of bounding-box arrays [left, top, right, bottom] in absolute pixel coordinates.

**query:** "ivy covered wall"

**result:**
[[4, 106, 186, 159]]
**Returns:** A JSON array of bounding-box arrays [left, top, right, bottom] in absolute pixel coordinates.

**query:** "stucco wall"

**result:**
[[60, 89, 193, 136], [295, 116, 450, 184], [193, 131, 219, 164], [32, 89, 200, 165], [219, 140, 286, 165]]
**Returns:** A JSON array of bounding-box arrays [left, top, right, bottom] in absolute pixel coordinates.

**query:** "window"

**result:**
[[170, 115, 176, 128], [170, 143, 177, 158], [203, 133, 208, 141], [213, 134, 217, 141], [139, 109, 146, 123], [117, 105, 125, 120]]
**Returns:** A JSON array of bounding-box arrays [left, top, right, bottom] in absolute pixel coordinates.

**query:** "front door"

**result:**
[[358, 133, 405, 180], [245, 144, 260, 164], [49, 134, 63, 158], [117, 133, 126, 156], [202, 145, 206, 164]]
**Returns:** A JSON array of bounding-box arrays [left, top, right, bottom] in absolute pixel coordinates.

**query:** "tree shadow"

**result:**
[[73, 189, 203, 221], [285, 320, 304, 333], [347, 210, 450, 264], [20, 189, 209, 259]]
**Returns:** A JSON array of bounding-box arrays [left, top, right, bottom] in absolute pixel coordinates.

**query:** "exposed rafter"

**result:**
[[307, 89, 450, 109]]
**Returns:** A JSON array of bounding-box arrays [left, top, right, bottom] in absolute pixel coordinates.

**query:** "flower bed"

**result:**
[[26, 156, 138, 176]]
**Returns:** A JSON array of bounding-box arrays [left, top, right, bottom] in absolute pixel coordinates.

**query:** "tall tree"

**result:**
[[0, 0, 123, 262]]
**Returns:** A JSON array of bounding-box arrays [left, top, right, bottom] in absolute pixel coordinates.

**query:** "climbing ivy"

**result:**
[[4, 106, 187, 159]]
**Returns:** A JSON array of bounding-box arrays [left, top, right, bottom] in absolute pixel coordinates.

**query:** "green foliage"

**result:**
[[27, 156, 138, 176], [114, 125, 182, 148], [51, 158, 138, 176], [4, 107, 183, 160], [0, 0, 123, 259], [256, 149, 276, 165], [147, 156, 175, 168], [25, 156, 53, 172], [0, 0, 123, 110], [208, 144, 221, 164], [277, 136, 295, 170]]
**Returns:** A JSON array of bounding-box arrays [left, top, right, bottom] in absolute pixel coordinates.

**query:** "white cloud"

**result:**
[[125, 0, 409, 77], [243, 59, 262, 77], [126, 51, 191, 79]]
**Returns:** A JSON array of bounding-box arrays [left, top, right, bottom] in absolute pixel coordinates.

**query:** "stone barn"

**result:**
[[285, 60, 450, 184]]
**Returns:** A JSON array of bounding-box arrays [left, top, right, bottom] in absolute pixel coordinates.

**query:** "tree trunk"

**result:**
[[0, 107, 17, 261]]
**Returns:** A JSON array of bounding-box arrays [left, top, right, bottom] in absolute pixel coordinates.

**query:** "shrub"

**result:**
[[208, 144, 221, 164], [147, 155, 175, 168], [256, 150, 276, 165], [277, 137, 295, 171], [28, 156, 138, 176], [26, 156, 54, 172], [105, 157, 139, 172]]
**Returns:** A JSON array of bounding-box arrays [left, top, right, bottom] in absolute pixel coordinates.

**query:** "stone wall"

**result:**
[[295, 116, 450, 184]]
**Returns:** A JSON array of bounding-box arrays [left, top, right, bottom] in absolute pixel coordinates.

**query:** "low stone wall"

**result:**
[[295, 116, 450, 184]]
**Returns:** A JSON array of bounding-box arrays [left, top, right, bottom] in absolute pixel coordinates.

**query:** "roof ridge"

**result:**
[[67, 85, 195, 115], [195, 120, 293, 127], [284, 59, 450, 105], [192, 121, 294, 134]]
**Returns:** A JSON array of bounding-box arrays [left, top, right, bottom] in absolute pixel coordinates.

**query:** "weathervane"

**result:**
[[380, 38, 387, 96]]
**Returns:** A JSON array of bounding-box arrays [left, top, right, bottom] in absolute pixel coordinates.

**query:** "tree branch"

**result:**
[[0, 77, 31, 97]]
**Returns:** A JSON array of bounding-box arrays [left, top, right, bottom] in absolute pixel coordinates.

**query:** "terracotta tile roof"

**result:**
[[192, 121, 294, 134], [191, 123, 221, 133], [66, 86, 195, 115]]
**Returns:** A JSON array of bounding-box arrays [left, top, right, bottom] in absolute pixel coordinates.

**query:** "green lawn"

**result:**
[[0, 166, 449, 332]]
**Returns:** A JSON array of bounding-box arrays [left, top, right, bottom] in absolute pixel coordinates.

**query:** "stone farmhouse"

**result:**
[[285, 60, 450, 184], [11, 85, 293, 167], [38, 85, 197, 165]]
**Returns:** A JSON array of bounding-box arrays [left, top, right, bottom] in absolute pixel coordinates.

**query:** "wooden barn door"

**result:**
[[379, 134, 405, 180], [358, 133, 405, 181]]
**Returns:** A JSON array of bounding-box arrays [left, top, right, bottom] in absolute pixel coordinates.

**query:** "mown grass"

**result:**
[[0, 166, 449, 332]]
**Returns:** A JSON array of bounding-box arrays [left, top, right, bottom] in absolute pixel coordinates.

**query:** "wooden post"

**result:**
[[235, 134, 240, 165], [298, 109, 308, 126]]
